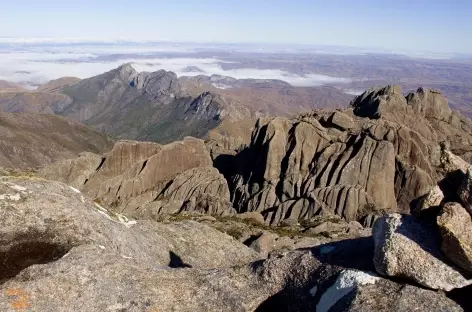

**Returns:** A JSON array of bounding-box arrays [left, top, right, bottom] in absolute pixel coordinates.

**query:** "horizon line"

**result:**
[[0, 36, 468, 57]]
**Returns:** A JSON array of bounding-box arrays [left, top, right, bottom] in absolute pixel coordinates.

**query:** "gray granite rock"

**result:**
[[438, 202, 472, 274], [373, 213, 471, 291]]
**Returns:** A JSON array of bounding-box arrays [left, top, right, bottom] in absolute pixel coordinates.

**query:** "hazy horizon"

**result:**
[[1, 0, 471, 54]]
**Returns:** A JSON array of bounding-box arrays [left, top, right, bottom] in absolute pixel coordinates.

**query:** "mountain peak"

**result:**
[[116, 63, 138, 80]]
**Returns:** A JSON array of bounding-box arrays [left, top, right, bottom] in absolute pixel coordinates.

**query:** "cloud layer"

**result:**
[[0, 43, 351, 88]]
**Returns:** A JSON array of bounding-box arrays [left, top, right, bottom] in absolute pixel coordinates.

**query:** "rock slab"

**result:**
[[373, 213, 471, 291], [438, 202, 472, 274]]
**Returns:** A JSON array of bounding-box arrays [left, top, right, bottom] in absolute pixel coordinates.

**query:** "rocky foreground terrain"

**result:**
[[1, 84, 472, 311]]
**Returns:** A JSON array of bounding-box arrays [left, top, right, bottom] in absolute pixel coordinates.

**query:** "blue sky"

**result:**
[[0, 0, 470, 53]]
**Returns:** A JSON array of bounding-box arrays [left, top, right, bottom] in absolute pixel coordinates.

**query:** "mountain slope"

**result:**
[[0, 112, 114, 169], [0, 80, 26, 92], [179, 75, 351, 116], [56, 64, 256, 144], [0, 91, 72, 114], [37, 77, 81, 93]]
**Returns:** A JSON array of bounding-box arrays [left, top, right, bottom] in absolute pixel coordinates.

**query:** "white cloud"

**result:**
[[343, 89, 364, 96]]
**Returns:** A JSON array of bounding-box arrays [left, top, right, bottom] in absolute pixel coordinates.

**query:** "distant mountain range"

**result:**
[[0, 64, 352, 144]]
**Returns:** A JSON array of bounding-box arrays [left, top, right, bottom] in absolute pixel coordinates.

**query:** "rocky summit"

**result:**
[[1, 83, 472, 311]]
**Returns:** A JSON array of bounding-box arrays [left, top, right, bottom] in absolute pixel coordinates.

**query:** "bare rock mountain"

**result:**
[[55, 64, 256, 144], [180, 74, 351, 116], [39, 84, 472, 228]]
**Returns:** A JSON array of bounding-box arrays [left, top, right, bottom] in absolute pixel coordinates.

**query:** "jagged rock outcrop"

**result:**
[[373, 213, 471, 291], [414, 185, 445, 216], [230, 113, 398, 225], [227, 85, 472, 225], [40, 137, 234, 218]]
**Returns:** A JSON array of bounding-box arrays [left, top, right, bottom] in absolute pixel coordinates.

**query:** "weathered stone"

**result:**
[[236, 211, 266, 225], [38, 152, 102, 189], [350, 85, 407, 119], [438, 202, 472, 274], [441, 150, 471, 174], [0, 243, 462, 312], [373, 213, 471, 291], [306, 221, 347, 235], [458, 167, 472, 215], [0, 182, 463, 311], [329, 111, 356, 130], [40, 138, 235, 219], [414, 185, 445, 216], [0, 176, 257, 276], [406, 87, 452, 122], [232, 115, 397, 225]]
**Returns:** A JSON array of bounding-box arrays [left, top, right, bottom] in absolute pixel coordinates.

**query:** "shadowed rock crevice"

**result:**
[[448, 285, 472, 311], [168, 251, 192, 268], [95, 157, 106, 171], [0, 239, 72, 284]]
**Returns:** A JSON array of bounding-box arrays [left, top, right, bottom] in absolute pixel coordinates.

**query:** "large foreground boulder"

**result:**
[[438, 202, 472, 274], [373, 214, 471, 291]]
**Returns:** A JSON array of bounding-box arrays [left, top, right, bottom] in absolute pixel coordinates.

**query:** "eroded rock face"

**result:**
[[414, 185, 444, 216], [438, 202, 472, 274], [406, 87, 452, 122], [230, 115, 398, 226], [228, 85, 472, 226], [40, 137, 234, 218], [373, 214, 471, 291]]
